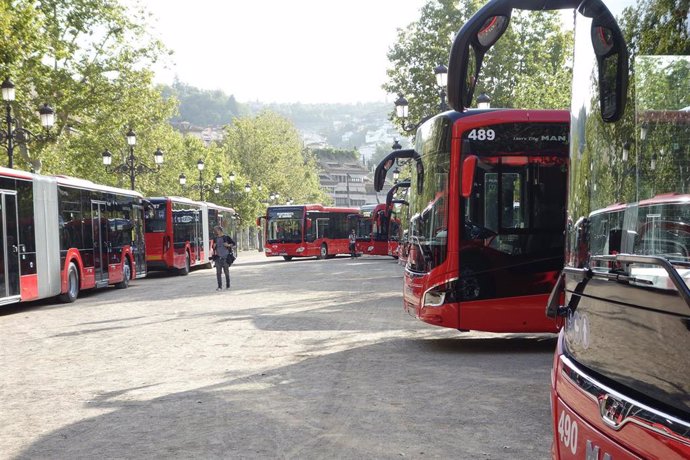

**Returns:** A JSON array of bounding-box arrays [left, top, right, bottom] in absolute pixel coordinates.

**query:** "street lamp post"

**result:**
[[102, 128, 164, 190], [434, 64, 449, 111], [394, 64, 449, 133], [476, 92, 491, 109], [179, 159, 221, 201], [228, 171, 236, 204], [1, 77, 56, 169]]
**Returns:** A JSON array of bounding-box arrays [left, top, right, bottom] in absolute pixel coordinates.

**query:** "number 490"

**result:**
[[558, 411, 579, 455]]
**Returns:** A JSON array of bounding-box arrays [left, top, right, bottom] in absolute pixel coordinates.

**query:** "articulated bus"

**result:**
[[351, 202, 402, 258], [0, 167, 145, 306], [145, 197, 212, 274], [261, 204, 358, 260], [376, 109, 569, 332], [448, 0, 689, 457]]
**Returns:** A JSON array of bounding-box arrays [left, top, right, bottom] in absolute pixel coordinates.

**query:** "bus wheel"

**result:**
[[179, 252, 191, 275], [59, 263, 79, 303], [283, 256, 293, 261], [318, 244, 327, 260], [115, 261, 131, 289]]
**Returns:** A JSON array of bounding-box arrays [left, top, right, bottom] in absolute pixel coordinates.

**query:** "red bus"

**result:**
[[261, 204, 358, 260], [376, 109, 569, 332], [386, 180, 410, 260], [351, 188, 407, 259], [0, 167, 145, 306], [145, 197, 211, 274], [351, 203, 392, 257], [448, 0, 690, 457]]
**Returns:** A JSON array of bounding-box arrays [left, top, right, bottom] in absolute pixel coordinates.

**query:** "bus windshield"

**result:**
[[267, 207, 303, 243], [145, 201, 167, 233], [464, 155, 567, 256], [576, 55, 690, 286]]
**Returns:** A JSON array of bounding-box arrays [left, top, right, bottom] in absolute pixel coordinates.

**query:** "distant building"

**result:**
[[316, 152, 391, 207], [173, 121, 224, 145]]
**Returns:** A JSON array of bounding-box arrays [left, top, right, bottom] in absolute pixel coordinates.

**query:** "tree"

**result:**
[[0, 0, 183, 196], [383, 0, 573, 130], [218, 111, 328, 227], [163, 79, 246, 127]]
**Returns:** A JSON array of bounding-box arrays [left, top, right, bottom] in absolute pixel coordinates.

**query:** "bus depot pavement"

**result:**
[[1, 251, 556, 459]]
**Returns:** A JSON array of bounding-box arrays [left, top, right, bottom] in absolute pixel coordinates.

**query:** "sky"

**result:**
[[139, 0, 429, 104]]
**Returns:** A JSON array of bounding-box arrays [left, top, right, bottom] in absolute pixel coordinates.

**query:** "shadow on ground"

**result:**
[[15, 335, 554, 460]]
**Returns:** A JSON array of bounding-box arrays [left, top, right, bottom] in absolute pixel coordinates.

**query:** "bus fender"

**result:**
[[61, 249, 85, 293]]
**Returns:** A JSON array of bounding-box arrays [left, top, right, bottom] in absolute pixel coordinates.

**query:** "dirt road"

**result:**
[[1, 252, 556, 459]]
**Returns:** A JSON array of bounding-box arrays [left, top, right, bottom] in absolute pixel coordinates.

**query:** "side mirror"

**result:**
[[374, 149, 419, 191], [448, 9, 511, 111], [591, 23, 628, 122], [462, 155, 478, 198]]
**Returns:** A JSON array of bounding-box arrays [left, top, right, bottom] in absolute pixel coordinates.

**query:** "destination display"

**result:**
[[461, 122, 569, 156]]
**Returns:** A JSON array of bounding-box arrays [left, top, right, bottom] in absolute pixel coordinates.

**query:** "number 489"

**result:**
[[467, 128, 496, 141]]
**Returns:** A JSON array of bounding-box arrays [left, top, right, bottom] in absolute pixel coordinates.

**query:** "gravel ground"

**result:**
[[1, 251, 557, 459]]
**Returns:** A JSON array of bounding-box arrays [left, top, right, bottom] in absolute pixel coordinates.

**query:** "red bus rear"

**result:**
[[145, 197, 209, 274], [262, 204, 358, 260]]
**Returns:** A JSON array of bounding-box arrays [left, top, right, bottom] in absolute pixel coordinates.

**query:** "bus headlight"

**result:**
[[296, 247, 305, 253], [423, 279, 459, 308], [265, 248, 272, 253]]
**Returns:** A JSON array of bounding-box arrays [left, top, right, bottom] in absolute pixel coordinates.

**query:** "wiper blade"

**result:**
[[591, 254, 690, 306]]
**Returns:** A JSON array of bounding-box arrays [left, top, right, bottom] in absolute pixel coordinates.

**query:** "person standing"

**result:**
[[212, 225, 235, 291], [349, 228, 357, 259]]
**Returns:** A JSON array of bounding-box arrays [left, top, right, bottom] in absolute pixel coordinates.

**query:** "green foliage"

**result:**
[[217, 111, 329, 226], [384, 0, 573, 127], [0, 0, 177, 183], [162, 79, 246, 127]]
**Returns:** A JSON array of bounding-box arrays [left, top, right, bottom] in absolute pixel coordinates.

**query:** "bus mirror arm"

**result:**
[[374, 149, 419, 192]]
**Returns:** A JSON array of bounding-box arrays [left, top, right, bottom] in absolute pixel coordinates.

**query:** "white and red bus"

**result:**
[[207, 201, 237, 257], [261, 204, 358, 260], [448, 0, 690, 457], [145, 197, 210, 274], [0, 167, 145, 306], [376, 109, 569, 332]]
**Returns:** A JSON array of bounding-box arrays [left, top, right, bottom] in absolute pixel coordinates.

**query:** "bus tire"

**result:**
[[318, 244, 327, 260], [59, 263, 79, 303], [115, 260, 131, 289], [283, 256, 293, 261], [179, 252, 191, 275]]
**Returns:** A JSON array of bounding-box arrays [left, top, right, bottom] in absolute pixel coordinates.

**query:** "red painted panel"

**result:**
[[20, 274, 39, 301], [458, 294, 559, 333]]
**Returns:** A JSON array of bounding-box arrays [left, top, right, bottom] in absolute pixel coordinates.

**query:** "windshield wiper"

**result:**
[[591, 254, 690, 306]]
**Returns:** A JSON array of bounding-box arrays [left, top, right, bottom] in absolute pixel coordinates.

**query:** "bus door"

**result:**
[[0, 191, 21, 305], [193, 209, 201, 262], [316, 218, 329, 240], [91, 201, 109, 286], [132, 204, 146, 277]]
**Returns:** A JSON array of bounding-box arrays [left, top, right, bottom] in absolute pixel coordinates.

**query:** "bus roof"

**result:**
[[148, 196, 205, 206], [53, 175, 144, 198], [205, 201, 236, 213], [267, 204, 359, 213]]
